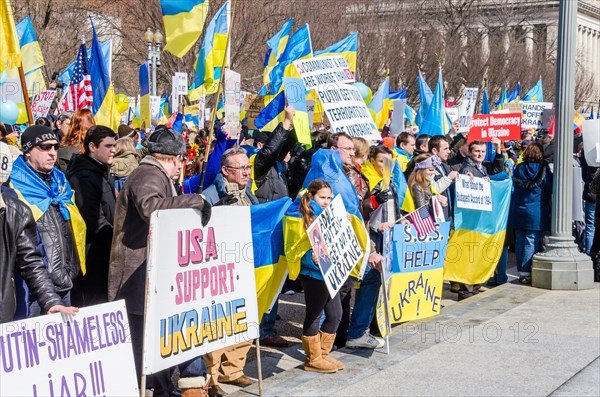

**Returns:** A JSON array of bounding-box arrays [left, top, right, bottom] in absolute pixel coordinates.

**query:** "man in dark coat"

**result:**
[[67, 125, 117, 306]]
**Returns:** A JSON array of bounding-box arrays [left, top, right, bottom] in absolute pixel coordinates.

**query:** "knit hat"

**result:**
[[147, 126, 186, 156], [382, 137, 395, 148], [118, 124, 136, 139], [21, 125, 58, 153]]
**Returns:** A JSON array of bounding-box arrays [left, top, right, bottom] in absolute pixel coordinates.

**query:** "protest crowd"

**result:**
[[1, 1, 600, 396]]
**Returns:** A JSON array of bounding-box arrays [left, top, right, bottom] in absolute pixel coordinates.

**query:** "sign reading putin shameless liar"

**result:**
[[144, 208, 259, 374]]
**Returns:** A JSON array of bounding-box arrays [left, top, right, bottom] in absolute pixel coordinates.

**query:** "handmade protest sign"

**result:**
[[457, 88, 478, 133], [293, 56, 354, 91], [30, 90, 57, 121], [455, 174, 493, 211], [0, 301, 138, 396], [172, 72, 188, 110], [224, 69, 241, 139], [306, 195, 363, 298], [246, 95, 264, 130], [468, 113, 522, 142], [315, 83, 380, 140], [386, 222, 450, 323], [521, 101, 553, 130], [143, 207, 259, 374]]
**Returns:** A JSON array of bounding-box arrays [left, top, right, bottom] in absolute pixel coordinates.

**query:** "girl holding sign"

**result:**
[[298, 179, 343, 373]]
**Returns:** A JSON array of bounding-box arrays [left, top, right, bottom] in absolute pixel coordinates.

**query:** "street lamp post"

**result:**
[[144, 28, 163, 97], [531, 0, 593, 290]]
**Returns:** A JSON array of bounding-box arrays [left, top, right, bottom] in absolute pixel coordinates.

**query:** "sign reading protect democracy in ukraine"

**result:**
[[144, 208, 259, 374], [0, 301, 138, 396], [306, 195, 363, 298], [468, 113, 521, 142]]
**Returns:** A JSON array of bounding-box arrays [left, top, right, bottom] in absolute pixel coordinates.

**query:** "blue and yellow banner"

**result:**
[[263, 18, 294, 89], [9, 17, 46, 94], [266, 23, 312, 95], [90, 18, 118, 130], [161, 0, 209, 58], [139, 62, 151, 128], [189, 0, 230, 100], [314, 31, 357, 73], [444, 178, 512, 284], [368, 77, 390, 130]]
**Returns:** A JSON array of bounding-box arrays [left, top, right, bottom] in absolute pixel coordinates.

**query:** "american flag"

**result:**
[[408, 206, 437, 237], [61, 43, 92, 112]]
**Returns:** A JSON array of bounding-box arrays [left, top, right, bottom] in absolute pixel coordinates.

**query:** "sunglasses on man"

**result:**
[[37, 143, 60, 151]]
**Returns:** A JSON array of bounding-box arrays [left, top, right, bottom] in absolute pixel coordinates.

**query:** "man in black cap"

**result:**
[[9, 125, 86, 317], [108, 126, 212, 396]]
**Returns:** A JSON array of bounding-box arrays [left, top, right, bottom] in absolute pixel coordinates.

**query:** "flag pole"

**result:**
[[198, 0, 237, 193], [17, 63, 34, 124]]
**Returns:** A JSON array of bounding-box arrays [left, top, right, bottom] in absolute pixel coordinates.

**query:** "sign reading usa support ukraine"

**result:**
[[144, 208, 259, 374]]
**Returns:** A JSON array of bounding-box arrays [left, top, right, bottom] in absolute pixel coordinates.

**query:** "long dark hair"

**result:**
[[300, 179, 331, 229]]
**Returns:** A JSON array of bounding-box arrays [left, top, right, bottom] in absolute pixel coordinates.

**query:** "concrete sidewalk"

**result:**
[[230, 283, 600, 397]]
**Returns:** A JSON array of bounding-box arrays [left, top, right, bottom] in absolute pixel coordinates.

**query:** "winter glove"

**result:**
[[200, 201, 212, 226], [374, 188, 392, 204], [215, 194, 238, 207]]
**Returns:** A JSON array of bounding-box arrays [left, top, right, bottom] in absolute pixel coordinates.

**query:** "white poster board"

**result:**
[[455, 174, 493, 211], [390, 99, 406, 136], [445, 107, 459, 123], [316, 83, 381, 140], [306, 195, 364, 298], [293, 56, 355, 91], [457, 88, 478, 133], [224, 69, 241, 139], [143, 207, 259, 374], [521, 101, 553, 130], [172, 72, 188, 111], [0, 301, 138, 396], [150, 95, 161, 121], [582, 119, 600, 166], [30, 90, 57, 121]]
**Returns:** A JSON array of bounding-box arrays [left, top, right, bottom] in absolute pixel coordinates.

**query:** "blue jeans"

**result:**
[[28, 290, 70, 317], [514, 229, 543, 276], [585, 202, 595, 255], [347, 267, 381, 340], [489, 246, 509, 285], [259, 299, 279, 338]]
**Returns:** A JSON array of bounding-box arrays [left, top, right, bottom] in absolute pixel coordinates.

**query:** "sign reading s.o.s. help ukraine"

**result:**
[[0, 301, 138, 396], [387, 222, 450, 323], [144, 208, 259, 374]]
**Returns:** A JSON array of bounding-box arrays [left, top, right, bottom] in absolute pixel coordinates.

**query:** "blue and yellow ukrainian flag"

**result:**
[[263, 18, 294, 89], [10, 156, 86, 274], [389, 89, 407, 100], [523, 79, 544, 102], [161, 0, 209, 58], [368, 77, 390, 130], [496, 85, 508, 110], [139, 63, 151, 128], [507, 82, 520, 103], [419, 69, 450, 136], [189, 0, 230, 100], [314, 31, 358, 73], [416, 71, 434, 127], [444, 178, 512, 284], [251, 197, 292, 318], [405, 103, 417, 126], [14, 17, 45, 93], [0, 0, 21, 74], [90, 18, 118, 130], [481, 88, 491, 114], [283, 150, 368, 280]]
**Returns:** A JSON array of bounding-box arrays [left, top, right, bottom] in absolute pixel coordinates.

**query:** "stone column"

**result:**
[[531, 0, 594, 290]]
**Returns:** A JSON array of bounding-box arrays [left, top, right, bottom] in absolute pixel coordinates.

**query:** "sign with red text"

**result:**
[[143, 207, 259, 374], [0, 301, 138, 396], [31, 90, 57, 121], [293, 56, 354, 91], [468, 113, 522, 142], [306, 195, 364, 298]]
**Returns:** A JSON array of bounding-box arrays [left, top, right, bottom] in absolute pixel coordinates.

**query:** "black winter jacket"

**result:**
[[459, 155, 505, 178], [253, 123, 294, 203], [67, 155, 116, 304], [1, 191, 61, 323]]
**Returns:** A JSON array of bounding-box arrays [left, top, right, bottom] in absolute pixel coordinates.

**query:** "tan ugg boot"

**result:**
[[302, 335, 338, 373], [179, 376, 210, 397], [319, 331, 344, 370]]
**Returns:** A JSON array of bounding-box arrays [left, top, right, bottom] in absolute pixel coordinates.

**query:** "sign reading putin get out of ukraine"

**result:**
[[143, 208, 259, 374], [468, 113, 522, 142]]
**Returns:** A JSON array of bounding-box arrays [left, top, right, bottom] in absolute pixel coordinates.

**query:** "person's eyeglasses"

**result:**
[[337, 146, 355, 154], [226, 165, 252, 172], [37, 143, 60, 151]]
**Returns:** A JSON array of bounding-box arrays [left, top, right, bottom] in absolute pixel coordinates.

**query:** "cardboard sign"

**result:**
[[457, 88, 478, 133], [455, 174, 493, 212], [521, 101, 553, 130], [293, 56, 355, 91], [306, 195, 364, 298], [224, 69, 241, 139], [468, 113, 522, 142], [316, 83, 381, 140], [31, 90, 57, 121], [0, 301, 138, 396], [246, 95, 265, 130], [143, 207, 259, 374]]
